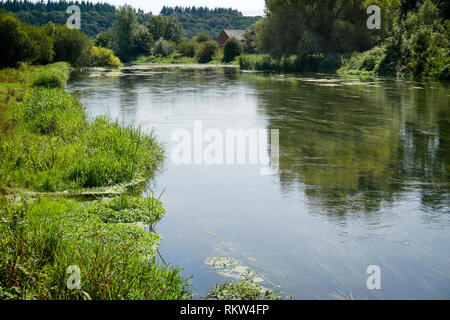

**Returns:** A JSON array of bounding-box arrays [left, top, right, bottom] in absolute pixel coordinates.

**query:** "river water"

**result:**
[[67, 65, 450, 299]]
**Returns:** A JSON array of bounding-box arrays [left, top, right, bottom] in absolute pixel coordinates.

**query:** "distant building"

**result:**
[[216, 29, 246, 46]]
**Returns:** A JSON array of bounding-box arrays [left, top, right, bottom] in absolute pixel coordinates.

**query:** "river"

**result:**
[[67, 65, 450, 299]]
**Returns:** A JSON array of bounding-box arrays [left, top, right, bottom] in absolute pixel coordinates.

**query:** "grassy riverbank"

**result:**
[[0, 63, 162, 193], [0, 63, 191, 300]]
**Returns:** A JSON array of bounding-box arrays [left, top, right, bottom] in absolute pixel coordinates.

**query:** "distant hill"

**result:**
[[0, 1, 260, 39], [0, 0, 123, 38], [159, 6, 260, 39]]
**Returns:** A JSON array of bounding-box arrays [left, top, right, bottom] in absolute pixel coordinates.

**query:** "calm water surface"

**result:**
[[67, 65, 450, 299]]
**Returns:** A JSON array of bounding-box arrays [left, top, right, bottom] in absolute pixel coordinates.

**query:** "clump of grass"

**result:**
[[31, 69, 67, 89], [18, 88, 86, 136], [0, 196, 192, 300]]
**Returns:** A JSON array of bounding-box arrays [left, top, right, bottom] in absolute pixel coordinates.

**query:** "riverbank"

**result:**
[[0, 63, 191, 299]]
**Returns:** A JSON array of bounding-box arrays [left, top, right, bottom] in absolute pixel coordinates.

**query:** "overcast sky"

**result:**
[[65, 1, 266, 16]]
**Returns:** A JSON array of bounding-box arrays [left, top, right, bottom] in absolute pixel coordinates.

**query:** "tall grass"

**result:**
[[0, 196, 192, 300], [0, 65, 163, 192]]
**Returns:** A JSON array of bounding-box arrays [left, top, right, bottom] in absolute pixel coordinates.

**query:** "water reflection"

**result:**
[[246, 74, 450, 221], [67, 67, 450, 299]]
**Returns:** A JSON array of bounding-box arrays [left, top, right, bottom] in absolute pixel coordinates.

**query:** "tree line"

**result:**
[[0, 10, 120, 68], [0, 1, 259, 39]]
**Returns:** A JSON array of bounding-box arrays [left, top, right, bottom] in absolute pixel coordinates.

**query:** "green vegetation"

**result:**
[[145, 15, 184, 43], [0, 11, 121, 68], [0, 195, 191, 300], [240, 0, 449, 80], [177, 39, 198, 58], [223, 37, 243, 63], [205, 271, 282, 300], [0, 10, 53, 68], [0, 0, 147, 38], [0, 1, 258, 40], [159, 6, 260, 39], [0, 63, 162, 193], [0, 63, 191, 300], [153, 38, 175, 57], [30, 65, 68, 89], [339, 0, 449, 79], [197, 41, 219, 64]]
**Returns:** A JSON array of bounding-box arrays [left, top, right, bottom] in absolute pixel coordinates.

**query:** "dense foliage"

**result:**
[[196, 40, 218, 64], [0, 0, 151, 38], [0, 11, 53, 68], [338, 0, 449, 79], [242, 0, 449, 80], [160, 6, 260, 39], [0, 1, 259, 40], [0, 11, 121, 68], [223, 37, 243, 63]]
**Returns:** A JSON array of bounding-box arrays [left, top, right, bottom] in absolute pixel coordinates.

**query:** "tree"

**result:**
[[145, 15, 184, 43], [95, 31, 117, 51], [132, 24, 154, 57], [257, 0, 374, 58], [23, 24, 54, 65], [114, 5, 138, 61], [223, 37, 243, 62], [0, 11, 31, 67], [153, 38, 174, 57], [0, 11, 53, 68], [44, 22, 91, 66]]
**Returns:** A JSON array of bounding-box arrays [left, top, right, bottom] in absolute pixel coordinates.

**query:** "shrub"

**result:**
[[197, 40, 218, 63], [31, 69, 66, 89], [223, 37, 243, 63], [153, 38, 175, 57], [177, 39, 198, 57], [194, 32, 211, 43], [88, 46, 122, 68]]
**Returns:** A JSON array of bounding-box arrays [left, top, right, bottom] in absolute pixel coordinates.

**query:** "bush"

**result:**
[[177, 39, 198, 57], [197, 40, 218, 63], [223, 37, 243, 63], [153, 38, 175, 57], [88, 46, 122, 68], [194, 32, 212, 43], [31, 69, 66, 89]]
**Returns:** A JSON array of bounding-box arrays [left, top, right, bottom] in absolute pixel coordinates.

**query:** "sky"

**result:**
[[66, 0, 266, 16]]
